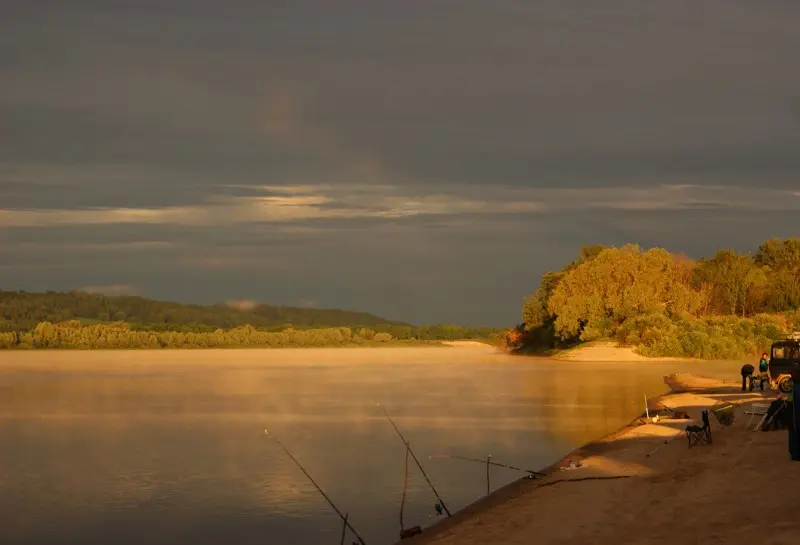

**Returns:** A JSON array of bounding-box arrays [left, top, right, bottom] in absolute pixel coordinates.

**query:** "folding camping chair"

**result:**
[[744, 403, 770, 431], [686, 409, 712, 447]]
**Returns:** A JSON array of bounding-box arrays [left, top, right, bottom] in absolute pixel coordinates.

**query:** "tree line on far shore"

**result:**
[[0, 321, 505, 350], [0, 290, 405, 332], [511, 238, 800, 359]]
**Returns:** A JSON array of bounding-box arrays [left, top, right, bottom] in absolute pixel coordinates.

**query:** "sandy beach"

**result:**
[[440, 341, 497, 349], [551, 341, 702, 362], [399, 373, 794, 545]]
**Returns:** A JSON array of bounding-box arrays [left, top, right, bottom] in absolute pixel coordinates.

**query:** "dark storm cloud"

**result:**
[[2, 0, 799, 324]]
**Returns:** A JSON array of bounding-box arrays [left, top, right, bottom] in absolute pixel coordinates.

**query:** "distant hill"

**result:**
[[0, 290, 407, 332]]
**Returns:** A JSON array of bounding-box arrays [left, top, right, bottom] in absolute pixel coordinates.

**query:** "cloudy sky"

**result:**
[[1, 1, 799, 326]]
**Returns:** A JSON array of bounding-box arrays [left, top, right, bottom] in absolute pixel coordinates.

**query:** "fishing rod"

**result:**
[[645, 429, 682, 458], [263, 429, 367, 545], [399, 441, 410, 531], [486, 454, 491, 495], [375, 402, 452, 517], [339, 513, 349, 545], [429, 454, 545, 477]]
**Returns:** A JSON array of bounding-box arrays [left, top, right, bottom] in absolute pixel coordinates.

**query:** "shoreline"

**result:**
[[0, 340, 499, 352], [513, 340, 718, 362], [547, 340, 704, 362], [392, 390, 673, 545], [397, 372, 780, 545], [0, 340, 733, 363], [0, 344, 505, 372]]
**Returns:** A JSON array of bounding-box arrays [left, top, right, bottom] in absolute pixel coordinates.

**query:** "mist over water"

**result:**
[[0, 348, 738, 545]]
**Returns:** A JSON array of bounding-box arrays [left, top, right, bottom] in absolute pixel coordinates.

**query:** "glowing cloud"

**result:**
[[2, 184, 798, 228]]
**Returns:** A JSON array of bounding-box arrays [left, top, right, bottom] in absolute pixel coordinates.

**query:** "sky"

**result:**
[[1, 1, 800, 326]]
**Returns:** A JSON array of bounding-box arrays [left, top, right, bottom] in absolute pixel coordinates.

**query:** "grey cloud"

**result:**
[[2, 0, 800, 324], [0, 208, 792, 325]]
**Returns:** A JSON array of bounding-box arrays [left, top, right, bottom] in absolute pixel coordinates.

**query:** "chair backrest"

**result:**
[[701, 409, 710, 429]]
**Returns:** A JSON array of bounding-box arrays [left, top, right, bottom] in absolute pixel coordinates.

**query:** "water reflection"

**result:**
[[0, 349, 738, 545]]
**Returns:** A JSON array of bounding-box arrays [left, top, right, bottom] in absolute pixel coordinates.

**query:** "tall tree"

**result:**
[[755, 238, 800, 311], [754, 238, 800, 269], [694, 250, 764, 316], [522, 271, 564, 328], [547, 245, 699, 340], [522, 245, 607, 329]]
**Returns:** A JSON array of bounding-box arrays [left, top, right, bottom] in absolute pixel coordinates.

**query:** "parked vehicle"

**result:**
[[768, 333, 800, 393]]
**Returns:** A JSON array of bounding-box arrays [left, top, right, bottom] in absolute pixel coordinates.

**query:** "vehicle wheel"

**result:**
[[779, 376, 793, 393]]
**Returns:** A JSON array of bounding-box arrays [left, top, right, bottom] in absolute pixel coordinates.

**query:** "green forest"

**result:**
[[0, 291, 504, 349], [0, 290, 404, 331], [511, 238, 800, 360]]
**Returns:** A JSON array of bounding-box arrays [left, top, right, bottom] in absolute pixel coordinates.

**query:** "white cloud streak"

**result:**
[[1, 184, 798, 228]]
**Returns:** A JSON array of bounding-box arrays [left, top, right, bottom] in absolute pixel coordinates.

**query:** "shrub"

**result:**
[[580, 316, 614, 341], [616, 313, 673, 346], [631, 314, 787, 360]]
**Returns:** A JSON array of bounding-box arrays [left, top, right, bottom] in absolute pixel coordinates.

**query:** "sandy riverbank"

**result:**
[[551, 341, 700, 362], [399, 374, 794, 545], [439, 340, 496, 349], [442, 338, 691, 361]]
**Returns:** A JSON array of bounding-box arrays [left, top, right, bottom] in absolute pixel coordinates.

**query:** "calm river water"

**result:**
[[0, 347, 739, 545]]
